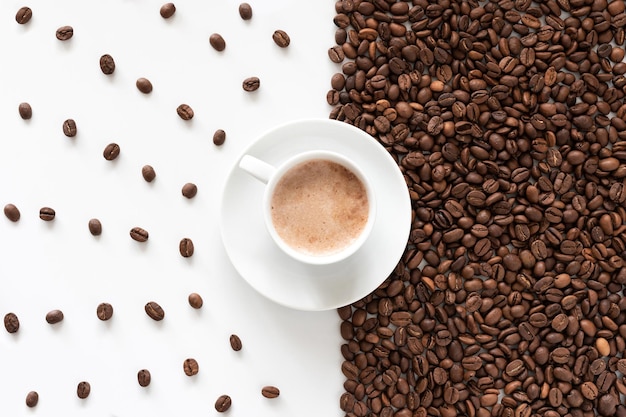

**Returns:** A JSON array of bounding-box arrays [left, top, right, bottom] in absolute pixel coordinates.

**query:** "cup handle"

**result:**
[[238, 155, 276, 184]]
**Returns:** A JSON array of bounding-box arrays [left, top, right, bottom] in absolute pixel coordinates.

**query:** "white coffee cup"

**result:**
[[238, 150, 376, 265]]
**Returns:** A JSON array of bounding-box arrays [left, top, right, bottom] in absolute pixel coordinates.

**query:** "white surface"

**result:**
[[0, 1, 352, 416], [222, 119, 411, 310]]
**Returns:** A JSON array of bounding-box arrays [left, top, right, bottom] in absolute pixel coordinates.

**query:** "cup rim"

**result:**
[[262, 150, 376, 265]]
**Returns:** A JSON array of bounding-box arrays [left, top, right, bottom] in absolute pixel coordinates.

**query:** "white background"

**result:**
[[0, 1, 347, 416]]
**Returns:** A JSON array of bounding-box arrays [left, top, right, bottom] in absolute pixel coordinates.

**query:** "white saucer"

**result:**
[[220, 119, 412, 311]]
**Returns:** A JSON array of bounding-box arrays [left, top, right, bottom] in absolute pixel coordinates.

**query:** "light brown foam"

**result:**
[[270, 159, 369, 256]]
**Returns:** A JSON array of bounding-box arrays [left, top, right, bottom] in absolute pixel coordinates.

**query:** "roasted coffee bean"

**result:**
[[96, 302, 113, 321], [179, 238, 194, 257], [261, 386, 280, 398], [63, 119, 77, 137], [179, 184, 197, 200], [183, 358, 199, 376], [242, 77, 260, 92], [145, 301, 164, 321], [76, 381, 90, 399], [176, 104, 194, 120], [15, 7, 32, 24], [213, 129, 226, 146], [159, 3, 175, 18], [141, 165, 156, 182], [25, 391, 38, 407], [272, 30, 290, 47], [88, 218, 102, 236], [18, 102, 32, 119], [56, 26, 73, 40], [188, 293, 203, 309], [238, 3, 252, 20], [215, 395, 231, 412], [4, 312, 19, 333], [209, 33, 226, 51], [39, 207, 55, 221], [99, 54, 115, 75], [4, 204, 20, 222], [137, 369, 151, 387], [130, 227, 149, 242], [136, 78, 153, 94], [103, 143, 120, 161], [45, 309, 63, 324], [229, 334, 242, 351]]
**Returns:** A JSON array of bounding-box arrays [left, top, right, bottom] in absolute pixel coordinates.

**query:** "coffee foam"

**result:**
[[270, 159, 369, 256]]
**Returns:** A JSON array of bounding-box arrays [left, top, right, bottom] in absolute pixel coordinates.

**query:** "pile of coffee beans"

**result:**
[[329, 1, 626, 416]]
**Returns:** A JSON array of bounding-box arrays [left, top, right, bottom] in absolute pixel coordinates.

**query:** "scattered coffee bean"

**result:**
[[103, 143, 120, 161], [39, 207, 55, 221], [15, 7, 32, 24], [137, 369, 151, 387], [45, 309, 63, 324], [176, 104, 194, 120], [209, 33, 226, 52], [4, 312, 19, 333], [18, 102, 32, 120], [144, 301, 164, 321], [96, 302, 113, 321], [55, 26, 73, 41], [4, 204, 20, 222], [25, 391, 38, 407], [214, 394, 231, 412], [63, 119, 77, 137], [188, 293, 203, 309], [272, 30, 290, 48], [229, 334, 242, 351], [88, 218, 102, 236], [242, 77, 260, 92], [261, 386, 280, 399], [76, 381, 90, 399], [136, 78, 153, 94], [99, 54, 115, 75], [238, 3, 252, 20], [181, 183, 197, 199], [159, 3, 175, 18], [141, 165, 156, 182], [183, 358, 199, 376], [213, 129, 226, 146], [179, 238, 194, 257], [130, 227, 149, 242]]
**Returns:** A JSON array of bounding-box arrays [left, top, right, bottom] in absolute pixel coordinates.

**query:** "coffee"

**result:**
[[270, 159, 369, 257]]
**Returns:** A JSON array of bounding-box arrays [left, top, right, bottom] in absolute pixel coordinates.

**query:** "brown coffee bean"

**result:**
[[272, 30, 290, 47], [18, 102, 32, 119], [137, 369, 151, 387], [581, 381, 598, 400], [229, 334, 242, 351], [176, 104, 194, 120], [39, 207, 55, 221], [15, 7, 32, 24], [4, 204, 20, 222], [63, 119, 77, 137], [99, 54, 116, 75], [56, 26, 73, 41], [261, 386, 280, 398], [77, 381, 90, 399], [238, 3, 253, 20], [242, 77, 260, 92], [145, 301, 164, 321], [182, 182, 197, 199], [213, 129, 226, 146], [215, 394, 232, 412], [25, 391, 38, 407], [183, 358, 199, 376], [160, 3, 176, 18], [45, 309, 63, 324], [4, 312, 19, 333], [103, 143, 120, 161], [188, 293, 203, 309], [136, 78, 153, 94], [96, 302, 113, 321], [141, 165, 156, 182], [179, 238, 194, 257], [88, 218, 102, 236], [130, 227, 149, 242], [209, 33, 226, 51]]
